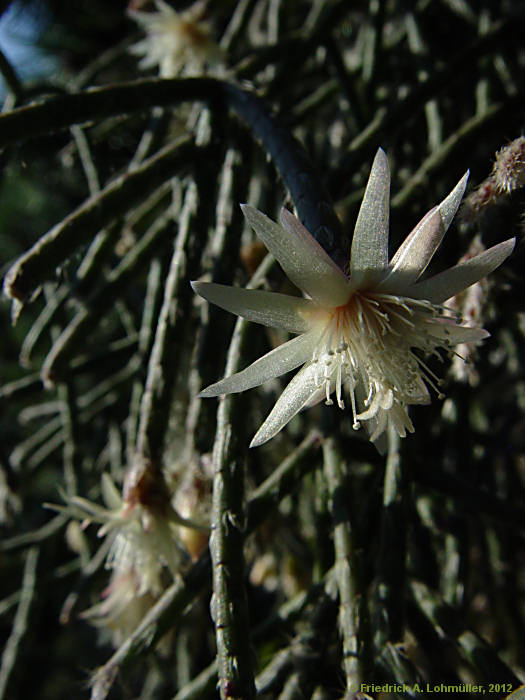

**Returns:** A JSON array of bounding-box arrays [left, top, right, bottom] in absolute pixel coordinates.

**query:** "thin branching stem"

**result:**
[[343, 11, 525, 168], [322, 437, 365, 695], [0, 547, 38, 700], [410, 580, 521, 686], [90, 431, 320, 700], [4, 133, 197, 302], [391, 95, 525, 210], [1, 78, 344, 288], [372, 427, 406, 649], [209, 327, 255, 698]]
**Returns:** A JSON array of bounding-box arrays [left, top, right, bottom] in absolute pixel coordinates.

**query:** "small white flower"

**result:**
[[58, 472, 185, 594], [128, 0, 223, 78], [81, 571, 157, 647], [192, 149, 515, 448], [52, 466, 207, 642]]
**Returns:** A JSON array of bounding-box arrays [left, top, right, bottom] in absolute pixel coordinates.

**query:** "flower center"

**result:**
[[310, 292, 453, 439]]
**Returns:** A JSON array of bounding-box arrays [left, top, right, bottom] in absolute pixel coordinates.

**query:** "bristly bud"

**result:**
[[461, 176, 500, 220], [493, 136, 525, 193], [462, 136, 525, 220]]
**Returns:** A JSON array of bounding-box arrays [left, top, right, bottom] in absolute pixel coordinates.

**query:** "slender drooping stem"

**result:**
[[322, 437, 367, 695], [90, 432, 320, 700], [2, 77, 344, 304]]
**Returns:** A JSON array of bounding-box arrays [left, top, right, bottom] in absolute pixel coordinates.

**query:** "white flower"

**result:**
[[192, 149, 514, 448], [58, 472, 186, 593], [81, 570, 157, 647], [52, 467, 207, 641], [128, 0, 223, 78]]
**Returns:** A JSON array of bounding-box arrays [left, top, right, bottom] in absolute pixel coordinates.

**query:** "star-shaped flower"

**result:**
[[128, 0, 223, 78], [53, 473, 186, 594], [192, 149, 514, 448], [50, 465, 207, 643]]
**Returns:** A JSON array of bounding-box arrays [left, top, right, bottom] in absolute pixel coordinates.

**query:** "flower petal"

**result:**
[[101, 474, 123, 510], [250, 362, 320, 447], [439, 171, 469, 231], [381, 207, 443, 290], [191, 281, 315, 333], [350, 148, 390, 285], [241, 204, 350, 306], [408, 238, 515, 303], [368, 405, 388, 442], [387, 403, 414, 439], [424, 320, 489, 345], [383, 172, 469, 290], [198, 331, 318, 397]]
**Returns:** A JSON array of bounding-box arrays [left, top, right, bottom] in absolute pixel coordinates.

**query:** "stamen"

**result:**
[[385, 306, 416, 328], [356, 302, 365, 330], [325, 378, 333, 405], [307, 288, 469, 440], [364, 382, 373, 407], [336, 363, 344, 409], [452, 349, 467, 362], [412, 353, 444, 396]]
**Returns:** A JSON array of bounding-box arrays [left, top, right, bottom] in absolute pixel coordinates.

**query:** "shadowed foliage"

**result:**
[[0, 2, 524, 699]]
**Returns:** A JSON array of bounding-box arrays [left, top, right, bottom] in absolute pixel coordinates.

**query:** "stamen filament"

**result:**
[[306, 290, 466, 439]]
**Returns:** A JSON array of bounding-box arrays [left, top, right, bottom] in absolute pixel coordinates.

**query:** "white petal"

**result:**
[[372, 432, 388, 454], [381, 207, 443, 290], [369, 407, 388, 442], [407, 238, 515, 304], [198, 331, 318, 397], [250, 363, 320, 447], [388, 403, 414, 438], [424, 320, 489, 345], [155, 0, 176, 14], [241, 205, 350, 307], [302, 385, 326, 408], [403, 375, 431, 405], [367, 402, 414, 449], [383, 173, 469, 290], [191, 281, 315, 333], [439, 171, 469, 232], [101, 474, 122, 510], [350, 148, 390, 285]]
